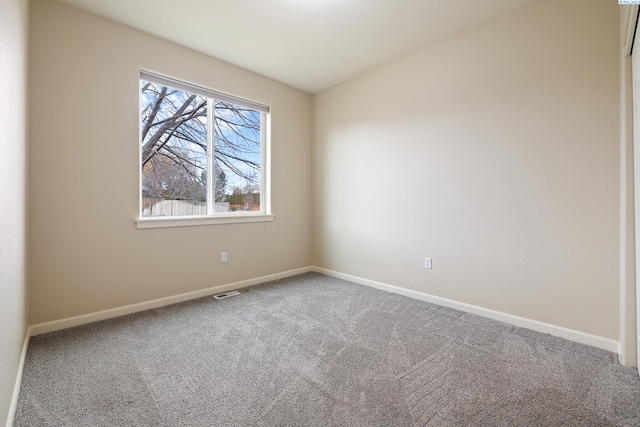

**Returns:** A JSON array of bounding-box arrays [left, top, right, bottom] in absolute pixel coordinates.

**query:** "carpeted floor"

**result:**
[[14, 272, 640, 426]]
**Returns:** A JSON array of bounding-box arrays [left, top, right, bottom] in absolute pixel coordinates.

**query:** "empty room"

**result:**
[[3, 0, 640, 425]]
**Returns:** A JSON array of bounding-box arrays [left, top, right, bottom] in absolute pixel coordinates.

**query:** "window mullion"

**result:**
[[206, 98, 215, 214]]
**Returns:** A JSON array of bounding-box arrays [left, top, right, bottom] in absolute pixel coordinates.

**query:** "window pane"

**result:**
[[214, 101, 262, 213], [140, 81, 208, 217]]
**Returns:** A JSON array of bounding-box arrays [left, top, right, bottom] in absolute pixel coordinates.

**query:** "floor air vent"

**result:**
[[213, 290, 241, 300]]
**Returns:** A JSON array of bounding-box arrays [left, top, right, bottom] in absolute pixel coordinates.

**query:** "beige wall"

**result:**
[[28, 0, 312, 324], [0, 0, 29, 422], [619, 5, 637, 366], [313, 0, 620, 340]]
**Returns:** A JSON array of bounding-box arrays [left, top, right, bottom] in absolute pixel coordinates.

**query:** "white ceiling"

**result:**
[[55, 0, 535, 93]]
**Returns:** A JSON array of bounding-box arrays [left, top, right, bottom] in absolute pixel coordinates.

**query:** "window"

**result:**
[[138, 71, 271, 227]]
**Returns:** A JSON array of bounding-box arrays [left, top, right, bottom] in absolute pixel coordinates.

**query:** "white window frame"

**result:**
[[136, 70, 273, 229]]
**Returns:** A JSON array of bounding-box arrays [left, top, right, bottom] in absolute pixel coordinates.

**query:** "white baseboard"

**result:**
[[26, 264, 620, 351], [6, 329, 30, 427], [312, 267, 620, 354], [29, 267, 312, 336]]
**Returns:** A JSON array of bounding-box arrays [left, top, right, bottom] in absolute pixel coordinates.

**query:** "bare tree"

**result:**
[[242, 181, 260, 211], [140, 81, 261, 203], [142, 151, 204, 201]]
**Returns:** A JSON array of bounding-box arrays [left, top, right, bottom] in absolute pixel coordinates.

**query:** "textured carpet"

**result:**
[[14, 273, 640, 426]]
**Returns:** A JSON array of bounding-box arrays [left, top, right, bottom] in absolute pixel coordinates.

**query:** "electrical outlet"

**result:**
[[221, 252, 228, 263], [424, 257, 432, 269]]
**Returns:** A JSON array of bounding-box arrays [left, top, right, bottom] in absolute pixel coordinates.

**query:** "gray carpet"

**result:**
[[13, 273, 640, 426]]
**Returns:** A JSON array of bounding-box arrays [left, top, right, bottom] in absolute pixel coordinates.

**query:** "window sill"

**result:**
[[136, 213, 274, 229]]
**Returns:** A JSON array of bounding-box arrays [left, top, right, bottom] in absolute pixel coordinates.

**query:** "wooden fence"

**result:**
[[142, 198, 229, 216]]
